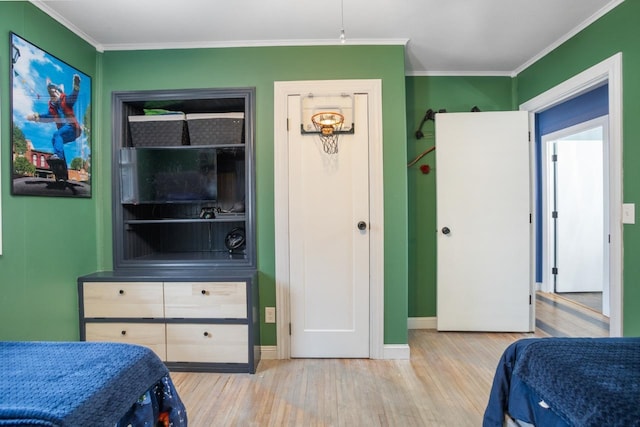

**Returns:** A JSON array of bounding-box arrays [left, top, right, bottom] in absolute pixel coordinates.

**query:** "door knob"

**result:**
[[357, 221, 367, 231], [441, 226, 451, 235]]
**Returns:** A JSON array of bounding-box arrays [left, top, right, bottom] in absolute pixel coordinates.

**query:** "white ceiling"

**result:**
[[31, 0, 622, 76]]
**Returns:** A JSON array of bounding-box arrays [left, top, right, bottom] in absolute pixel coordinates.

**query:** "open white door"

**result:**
[[436, 111, 532, 332], [544, 118, 608, 295]]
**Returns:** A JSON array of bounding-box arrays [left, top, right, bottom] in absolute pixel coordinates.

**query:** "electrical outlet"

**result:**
[[265, 307, 276, 323], [623, 203, 635, 224]]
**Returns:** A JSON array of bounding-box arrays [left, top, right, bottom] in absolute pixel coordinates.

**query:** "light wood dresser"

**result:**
[[78, 271, 260, 373]]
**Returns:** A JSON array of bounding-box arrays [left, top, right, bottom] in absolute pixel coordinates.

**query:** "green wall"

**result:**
[[0, 2, 98, 339], [405, 76, 513, 317], [99, 45, 410, 346], [515, 0, 640, 335]]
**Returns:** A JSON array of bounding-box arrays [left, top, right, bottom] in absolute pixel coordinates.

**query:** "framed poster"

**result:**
[[10, 32, 91, 197]]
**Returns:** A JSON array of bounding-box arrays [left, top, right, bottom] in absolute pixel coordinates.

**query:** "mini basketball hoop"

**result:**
[[311, 112, 344, 154]]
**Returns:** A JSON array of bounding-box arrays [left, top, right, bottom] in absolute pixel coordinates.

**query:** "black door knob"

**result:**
[[442, 226, 451, 235], [357, 221, 367, 230]]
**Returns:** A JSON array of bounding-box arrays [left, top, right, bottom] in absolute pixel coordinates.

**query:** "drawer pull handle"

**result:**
[[121, 330, 127, 336], [119, 289, 125, 295], [201, 290, 207, 295], [203, 331, 210, 337]]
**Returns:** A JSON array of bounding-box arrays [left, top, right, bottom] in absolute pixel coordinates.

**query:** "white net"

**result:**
[[312, 112, 344, 154]]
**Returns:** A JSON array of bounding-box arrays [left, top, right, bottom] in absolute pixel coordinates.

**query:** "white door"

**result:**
[[436, 111, 532, 332], [552, 129, 606, 293], [287, 93, 370, 358]]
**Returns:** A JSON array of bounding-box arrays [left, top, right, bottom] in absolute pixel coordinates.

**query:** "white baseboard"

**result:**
[[261, 318, 434, 360], [408, 316, 437, 329], [259, 344, 410, 360], [259, 345, 278, 360], [383, 344, 410, 360]]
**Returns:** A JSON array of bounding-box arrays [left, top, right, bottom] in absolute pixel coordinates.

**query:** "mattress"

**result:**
[[483, 337, 640, 427], [0, 341, 187, 427]]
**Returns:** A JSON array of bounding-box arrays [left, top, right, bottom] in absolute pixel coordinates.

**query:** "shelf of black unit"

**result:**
[[130, 251, 247, 262], [124, 216, 246, 225], [193, 143, 245, 149], [127, 143, 245, 151]]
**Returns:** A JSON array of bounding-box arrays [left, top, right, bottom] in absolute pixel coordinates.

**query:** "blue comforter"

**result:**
[[483, 337, 640, 427], [0, 341, 187, 427]]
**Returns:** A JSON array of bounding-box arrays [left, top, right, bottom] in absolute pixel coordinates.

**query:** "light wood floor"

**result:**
[[170, 292, 609, 427], [555, 291, 602, 312], [535, 291, 609, 337]]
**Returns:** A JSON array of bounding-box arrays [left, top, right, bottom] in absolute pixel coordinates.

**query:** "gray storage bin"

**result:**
[[129, 114, 188, 147], [186, 113, 244, 145]]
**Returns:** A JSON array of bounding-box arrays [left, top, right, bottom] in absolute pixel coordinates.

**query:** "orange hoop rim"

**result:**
[[311, 112, 345, 135]]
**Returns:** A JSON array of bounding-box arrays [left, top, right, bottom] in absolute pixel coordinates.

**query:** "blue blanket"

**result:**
[[0, 341, 186, 427], [484, 337, 640, 427]]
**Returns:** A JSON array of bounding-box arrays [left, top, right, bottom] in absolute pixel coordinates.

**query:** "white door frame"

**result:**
[[520, 52, 623, 336], [274, 79, 385, 359]]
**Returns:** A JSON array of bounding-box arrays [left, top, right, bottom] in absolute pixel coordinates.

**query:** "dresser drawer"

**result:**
[[164, 282, 247, 318], [85, 322, 167, 360], [83, 282, 164, 318], [166, 324, 248, 363]]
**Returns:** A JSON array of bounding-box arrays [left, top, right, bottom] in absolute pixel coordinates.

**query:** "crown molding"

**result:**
[[29, 0, 105, 52], [512, 0, 624, 76], [100, 38, 409, 52]]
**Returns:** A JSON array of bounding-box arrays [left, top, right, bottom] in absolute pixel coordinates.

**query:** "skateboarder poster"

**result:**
[[10, 32, 91, 197]]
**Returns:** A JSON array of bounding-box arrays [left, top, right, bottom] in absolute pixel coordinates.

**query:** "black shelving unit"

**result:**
[[111, 88, 256, 270], [78, 88, 259, 373]]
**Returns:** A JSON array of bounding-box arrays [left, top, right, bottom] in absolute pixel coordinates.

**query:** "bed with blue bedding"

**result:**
[[0, 341, 187, 426], [483, 337, 640, 427]]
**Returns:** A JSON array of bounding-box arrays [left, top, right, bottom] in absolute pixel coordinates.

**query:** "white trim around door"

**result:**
[[520, 52, 623, 336], [274, 79, 386, 359]]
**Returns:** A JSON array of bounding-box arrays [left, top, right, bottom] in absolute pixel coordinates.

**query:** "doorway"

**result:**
[[542, 117, 609, 317], [520, 53, 622, 336], [273, 80, 385, 359]]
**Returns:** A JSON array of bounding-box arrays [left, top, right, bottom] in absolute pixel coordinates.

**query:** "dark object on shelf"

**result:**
[[199, 207, 216, 219], [225, 227, 246, 251], [471, 106, 481, 112]]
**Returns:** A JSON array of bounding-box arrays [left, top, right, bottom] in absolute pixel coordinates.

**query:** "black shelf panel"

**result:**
[[166, 361, 256, 374], [127, 251, 247, 262], [127, 144, 245, 150], [125, 216, 245, 225]]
